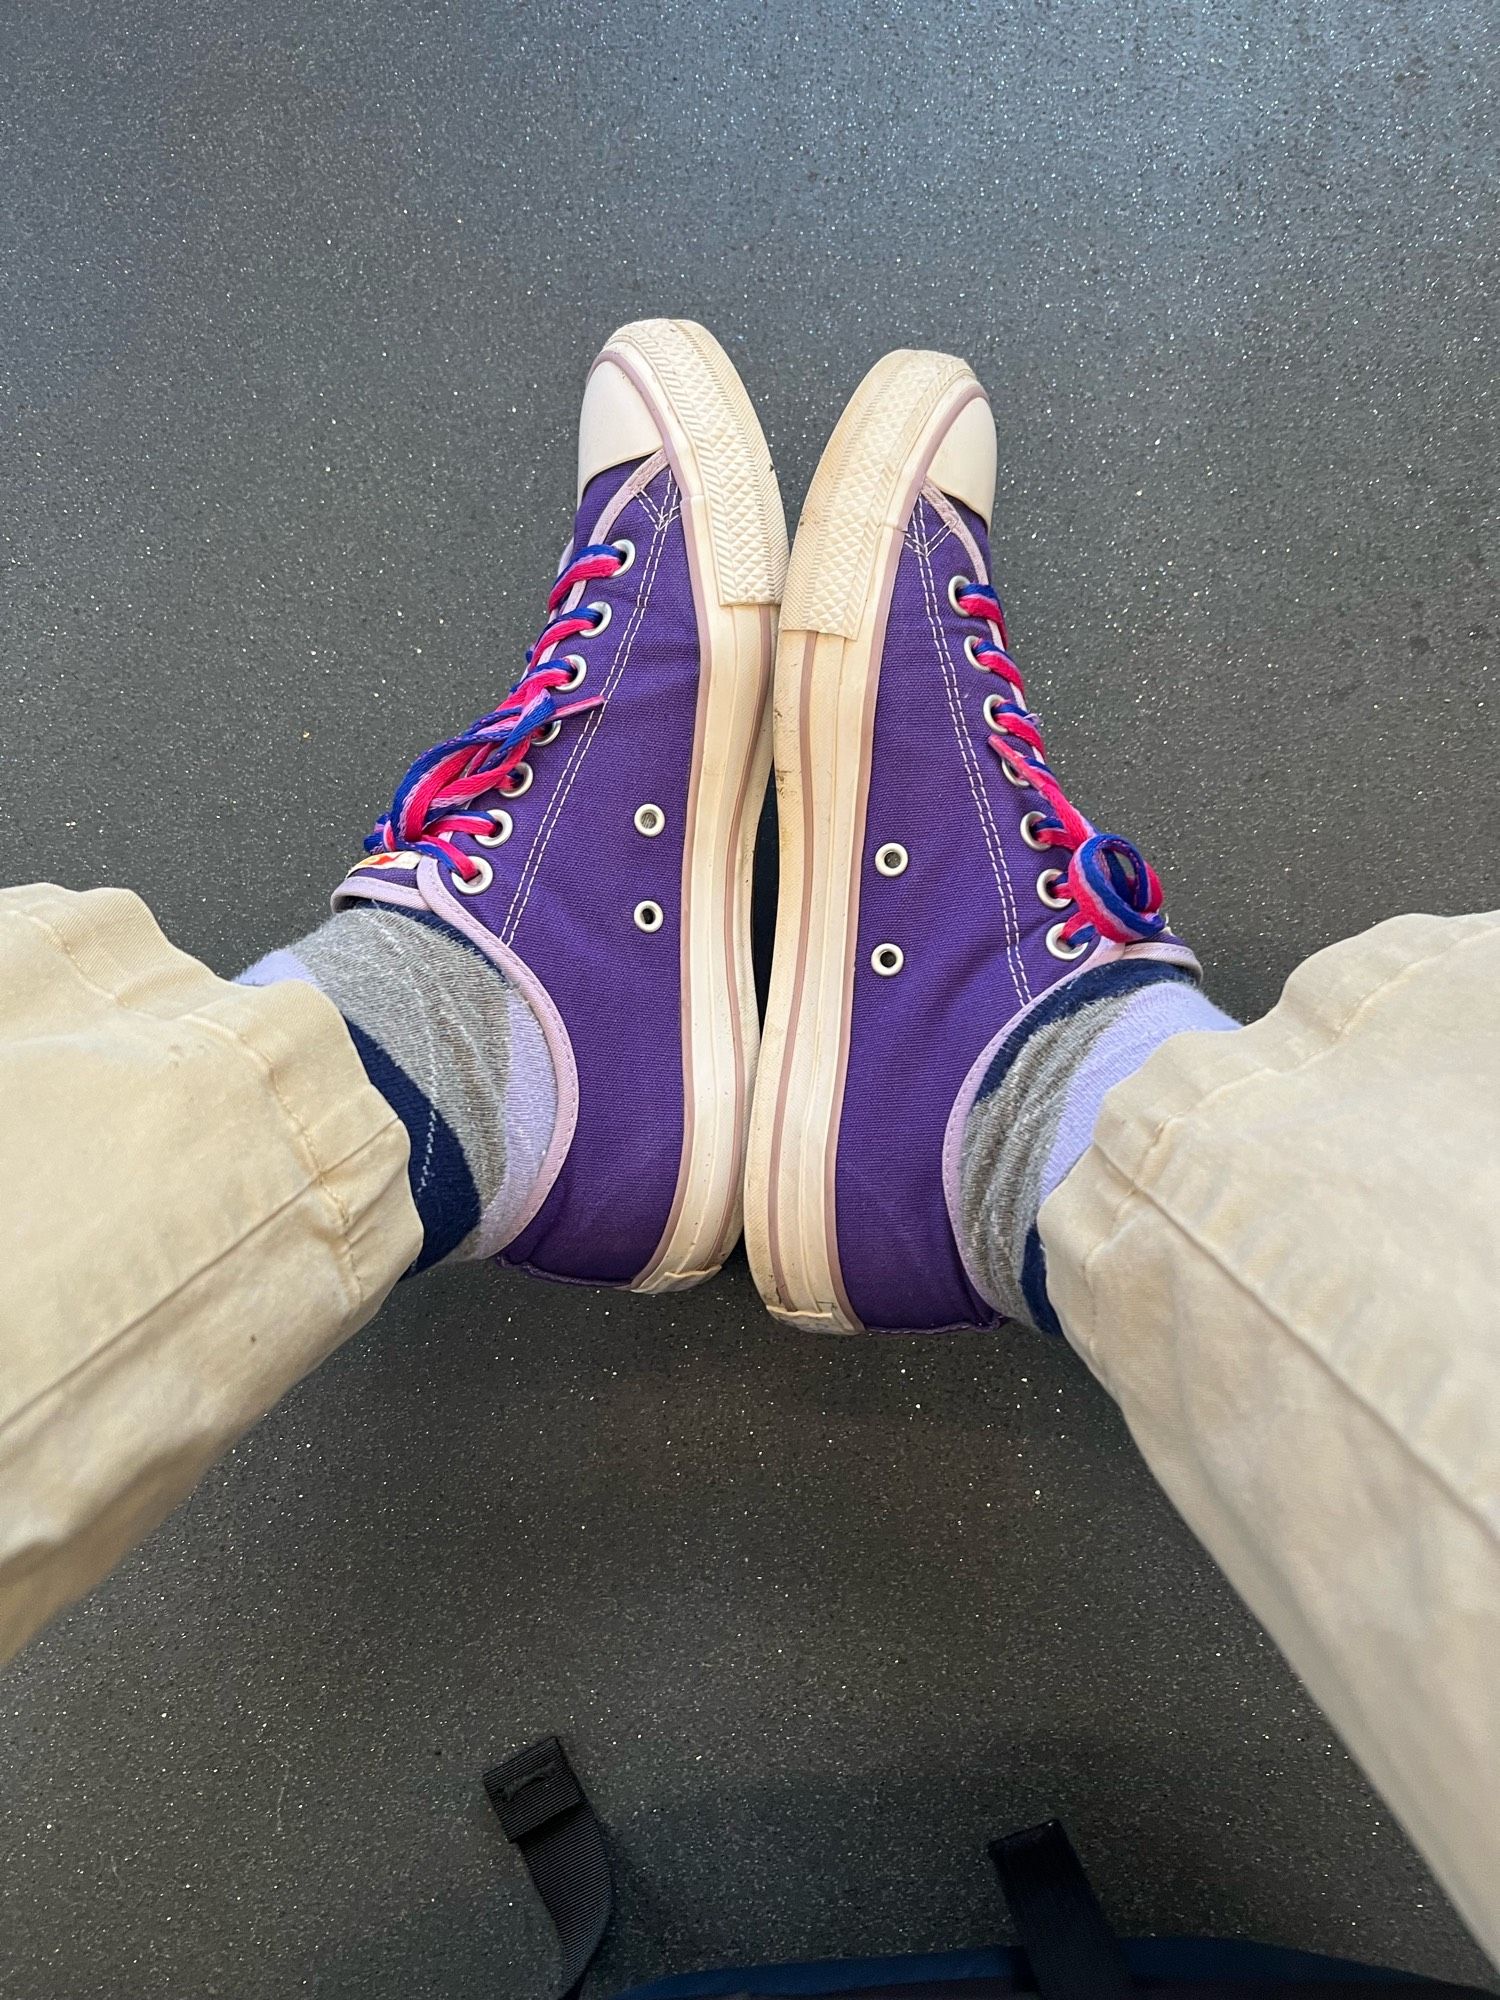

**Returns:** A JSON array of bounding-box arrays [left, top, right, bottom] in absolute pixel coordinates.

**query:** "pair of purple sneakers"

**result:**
[[337, 322, 1194, 1329]]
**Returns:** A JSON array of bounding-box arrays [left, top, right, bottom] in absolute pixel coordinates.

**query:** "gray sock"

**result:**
[[960, 964, 1237, 1331], [240, 908, 557, 1267]]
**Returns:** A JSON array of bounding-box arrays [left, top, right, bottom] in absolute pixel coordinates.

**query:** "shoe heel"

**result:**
[[747, 350, 986, 1332], [601, 321, 787, 1292]]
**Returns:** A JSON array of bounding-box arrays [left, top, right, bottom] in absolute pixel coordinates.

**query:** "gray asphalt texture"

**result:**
[[2, 1, 1497, 1994]]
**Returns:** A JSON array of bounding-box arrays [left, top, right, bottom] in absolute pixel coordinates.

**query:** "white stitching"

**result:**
[[635, 482, 681, 532], [910, 482, 951, 555]]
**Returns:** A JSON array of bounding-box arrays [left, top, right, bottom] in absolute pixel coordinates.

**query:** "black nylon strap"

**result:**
[[991, 1820, 1136, 1999], [484, 1737, 612, 2000], [828, 1985, 1485, 1999]]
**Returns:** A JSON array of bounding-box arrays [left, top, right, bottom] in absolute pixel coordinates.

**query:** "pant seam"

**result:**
[[1089, 919, 1500, 1243], [1072, 925, 1500, 1544], [0, 1122, 402, 1453], [5, 898, 375, 1304], [1076, 1167, 1500, 1547]]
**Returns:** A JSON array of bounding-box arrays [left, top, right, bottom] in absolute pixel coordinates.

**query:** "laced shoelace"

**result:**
[[952, 580, 1166, 954], [366, 542, 628, 882]]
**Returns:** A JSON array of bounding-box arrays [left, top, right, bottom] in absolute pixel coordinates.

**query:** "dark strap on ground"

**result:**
[[990, 1819, 1137, 1998], [484, 1736, 612, 2000], [809, 1984, 1488, 1999]]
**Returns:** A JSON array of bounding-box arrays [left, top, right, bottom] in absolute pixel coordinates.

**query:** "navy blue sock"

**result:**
[[338, 1019, 480, 1273], [239, 905, 558, 1274]]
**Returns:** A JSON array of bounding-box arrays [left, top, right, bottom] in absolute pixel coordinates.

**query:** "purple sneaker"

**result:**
[[745, 351, 1197, 1332], [336, 320, 786, 1289]]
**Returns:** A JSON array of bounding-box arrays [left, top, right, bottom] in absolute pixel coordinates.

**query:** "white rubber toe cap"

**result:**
[[928, 392, 996, 525], [577, 357, 663, 501]]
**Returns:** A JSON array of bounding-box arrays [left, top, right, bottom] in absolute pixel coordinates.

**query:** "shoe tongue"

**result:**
[[331, 849, 435, 915]]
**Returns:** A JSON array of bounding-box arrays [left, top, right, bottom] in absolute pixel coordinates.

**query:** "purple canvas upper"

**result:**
[[339, 454, 703, 1285], [833, 486, 1186, 1332]]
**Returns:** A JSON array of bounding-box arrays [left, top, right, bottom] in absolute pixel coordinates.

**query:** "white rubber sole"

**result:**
[[600, 320, 788, 1293], [744, 350, 988, 1332]]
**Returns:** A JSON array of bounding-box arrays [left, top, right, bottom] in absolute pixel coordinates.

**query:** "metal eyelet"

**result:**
[[947, 573, 972, 614], [1046, 921, 1089, 961], [1036, 868, 1072, 910], [633, 899, 664, 934], [1020, 811, 1050, 851], [871, 942, 905, 977], [963, 632, 988, 670], [556, 654, 588, 691], [634, 803, 665, 837], [502, 761, 534, 798], [475, 808, 513, 847], [531, 718, 562, 745], [611, 537, 636, 574], [452, 856, 494, 897], [1000, 755, 1031, 789], [586, 600, 612, 636], [874, 842, 908, 877], [982, 691, 1009, 731]]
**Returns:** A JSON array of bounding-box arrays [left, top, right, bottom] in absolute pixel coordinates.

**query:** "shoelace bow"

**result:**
[[953, 581, 1166, 950], [366, 543, 625, 880]]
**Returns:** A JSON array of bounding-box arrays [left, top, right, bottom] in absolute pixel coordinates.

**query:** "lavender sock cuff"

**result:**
[[959, 965, 1238, 1332], [237, 947, 318, 990], [1038, 982, 1237, 1208]]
